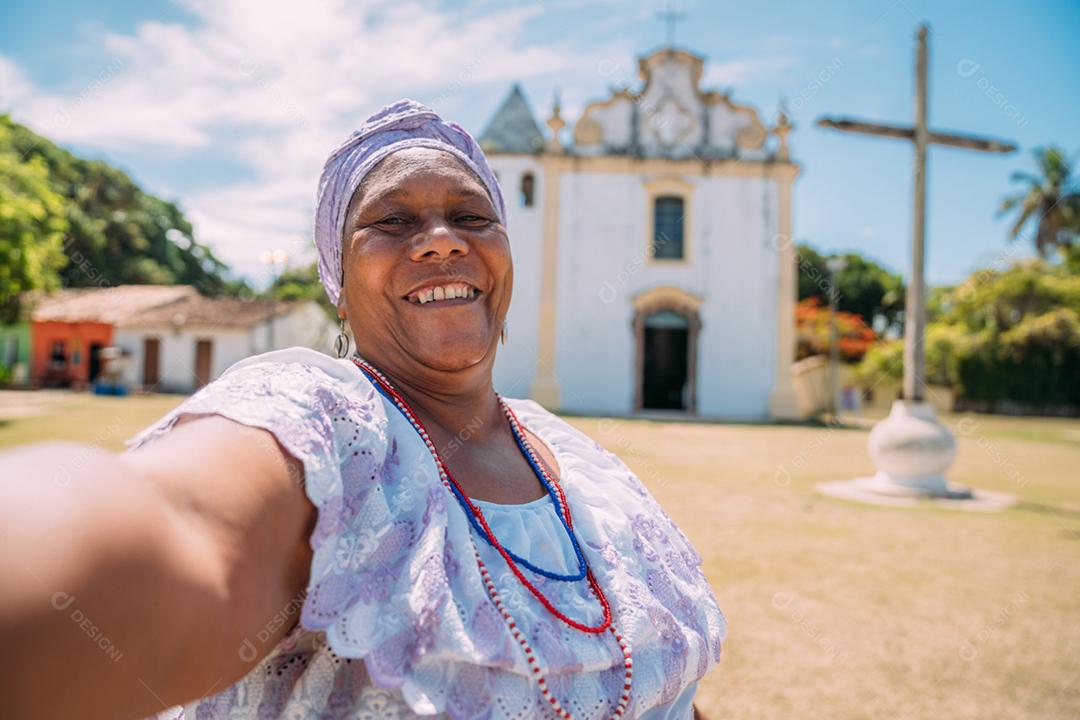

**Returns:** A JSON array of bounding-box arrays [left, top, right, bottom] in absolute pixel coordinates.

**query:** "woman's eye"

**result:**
[[456, 214, 489, 225], [376, 216, 407, 226]]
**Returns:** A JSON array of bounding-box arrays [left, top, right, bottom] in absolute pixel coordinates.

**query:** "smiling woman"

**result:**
[[339, 145, 512, 378], [0, 99, 726, 720]]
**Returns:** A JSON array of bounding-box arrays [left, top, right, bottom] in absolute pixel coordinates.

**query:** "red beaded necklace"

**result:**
[[352, 356, 633, 718]]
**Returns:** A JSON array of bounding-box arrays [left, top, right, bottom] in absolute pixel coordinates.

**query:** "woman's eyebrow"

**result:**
[[448, 188, 493, 204], [358, 188, 409, 211], [360, 186, 492, 214]]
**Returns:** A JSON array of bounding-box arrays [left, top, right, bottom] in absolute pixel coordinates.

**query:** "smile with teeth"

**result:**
[[405, 282, 479, 305]]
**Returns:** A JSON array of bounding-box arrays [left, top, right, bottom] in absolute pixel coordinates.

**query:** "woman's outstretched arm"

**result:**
[[0, 414, 316, 720]]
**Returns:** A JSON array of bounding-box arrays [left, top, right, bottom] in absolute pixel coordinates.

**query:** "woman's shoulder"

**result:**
[[208, 346, 384, 417], [221, 346, 370, 387], [125, 346, 386, 461]]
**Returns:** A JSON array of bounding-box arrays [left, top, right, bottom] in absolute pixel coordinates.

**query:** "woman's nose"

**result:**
[[409, 217, 469, 261]]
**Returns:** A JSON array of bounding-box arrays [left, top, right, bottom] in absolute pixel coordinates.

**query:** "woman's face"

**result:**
[[340, 147, 512, 376]]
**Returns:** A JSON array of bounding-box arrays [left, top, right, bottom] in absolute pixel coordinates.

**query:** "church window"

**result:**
[[521, 172, 535, 207], [653, 196, 685, 259]]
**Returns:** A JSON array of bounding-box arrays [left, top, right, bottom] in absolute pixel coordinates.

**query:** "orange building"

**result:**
[[29, 286, 197, 387], [30, 320, 114, 387]]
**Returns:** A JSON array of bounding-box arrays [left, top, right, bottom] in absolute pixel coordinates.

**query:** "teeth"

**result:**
[[410, 284, 476, 304]]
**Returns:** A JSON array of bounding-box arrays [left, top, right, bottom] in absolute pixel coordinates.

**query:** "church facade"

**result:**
[[482, 47, 800, 419]]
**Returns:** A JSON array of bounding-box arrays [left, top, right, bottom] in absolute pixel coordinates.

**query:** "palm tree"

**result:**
[[999, 146, 1080, 257]]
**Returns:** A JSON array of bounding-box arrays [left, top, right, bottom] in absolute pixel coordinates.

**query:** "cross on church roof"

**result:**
[[656, 1, 685, 48]]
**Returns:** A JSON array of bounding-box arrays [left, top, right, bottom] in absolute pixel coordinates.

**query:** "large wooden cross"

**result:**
[[817, 23, 1016, 402]]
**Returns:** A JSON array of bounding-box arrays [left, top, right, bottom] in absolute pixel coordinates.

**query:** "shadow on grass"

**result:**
[[556, 411, 868, 431], [1013, 500, 1080, 520]]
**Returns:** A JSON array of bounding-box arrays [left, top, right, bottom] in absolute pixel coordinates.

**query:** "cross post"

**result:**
[[816, 23, 1016, 402]]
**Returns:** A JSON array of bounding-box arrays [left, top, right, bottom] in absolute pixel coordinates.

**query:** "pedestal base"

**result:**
[[857, 473, 973, 499], [816, 478, 1016, 511], [816, 399, 1016, 512]]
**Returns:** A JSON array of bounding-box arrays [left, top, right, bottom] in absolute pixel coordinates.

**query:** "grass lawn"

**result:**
[[2, 390, 1078, 719]]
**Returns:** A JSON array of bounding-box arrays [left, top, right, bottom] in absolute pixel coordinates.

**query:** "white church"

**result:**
[[483, 46, 801, 420]]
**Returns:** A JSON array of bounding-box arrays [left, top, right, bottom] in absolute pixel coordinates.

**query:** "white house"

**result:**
[[114, 291, 336, 393], [26, 285, 337, 393], [480, 46, 801, 419]]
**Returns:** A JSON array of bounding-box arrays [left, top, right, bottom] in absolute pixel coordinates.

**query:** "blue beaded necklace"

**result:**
[[354, 357, 588, 583]]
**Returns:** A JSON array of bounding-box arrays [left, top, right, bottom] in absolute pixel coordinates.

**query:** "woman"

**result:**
[[0, 100, 726, 719]]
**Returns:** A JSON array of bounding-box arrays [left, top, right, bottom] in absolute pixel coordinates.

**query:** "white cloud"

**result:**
[[702, 55, 800, 87], [0, 56, 32, 108], [1, 0, 601, 282]]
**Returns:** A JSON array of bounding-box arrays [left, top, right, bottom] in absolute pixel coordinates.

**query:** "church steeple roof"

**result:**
[[479, 84, 545, 154]]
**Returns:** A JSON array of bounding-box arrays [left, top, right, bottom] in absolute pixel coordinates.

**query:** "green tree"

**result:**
[[1, 115, 247, 297], [1063, 243, 1080, 275], [940, 260, 1080, 333], [268, 261, 335, 319], [795, 243, 904, 328], [999, 145, 1080, 257], [0, 124, 68, 322]]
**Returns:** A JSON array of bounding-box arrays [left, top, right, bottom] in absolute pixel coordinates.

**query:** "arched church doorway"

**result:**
[[632, 286, 702, 414]]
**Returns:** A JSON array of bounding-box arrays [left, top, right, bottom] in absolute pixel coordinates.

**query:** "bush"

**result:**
[[956, 308, 1080, 411], [853, 325, 975, 389], [856, 259, 1080, 414], [854, 340, 903, 386]]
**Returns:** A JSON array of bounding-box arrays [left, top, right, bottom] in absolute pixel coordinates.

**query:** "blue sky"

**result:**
[[1, 0, 1077, 286]]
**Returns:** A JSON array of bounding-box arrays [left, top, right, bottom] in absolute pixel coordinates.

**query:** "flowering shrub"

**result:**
[[795, 297, 878, 362]]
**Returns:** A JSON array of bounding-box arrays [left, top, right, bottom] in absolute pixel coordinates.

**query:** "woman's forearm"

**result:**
[[0, 441, 234, 720]]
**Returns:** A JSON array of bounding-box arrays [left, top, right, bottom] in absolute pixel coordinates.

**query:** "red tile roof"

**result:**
[[118, 293, 296, 329], [30, 285, 199, 324], [30, 285, 300, 330]]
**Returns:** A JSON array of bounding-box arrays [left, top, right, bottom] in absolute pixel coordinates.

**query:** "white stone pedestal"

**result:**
[[817, 400, 1016, 511], [863, 399, 967, 497]]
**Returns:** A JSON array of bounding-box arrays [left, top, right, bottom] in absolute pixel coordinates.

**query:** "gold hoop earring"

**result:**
[[500, 320, 508, 346], [334, 316, 351, 358]]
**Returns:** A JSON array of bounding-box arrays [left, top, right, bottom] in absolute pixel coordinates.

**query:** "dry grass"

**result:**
[[0, 389, 184, 450], [566, 412, 1080, 720], [2, 391, 1078, 718]]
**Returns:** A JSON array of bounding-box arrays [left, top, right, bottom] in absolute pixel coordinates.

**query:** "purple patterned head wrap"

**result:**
[[313, 98, 507, 306]]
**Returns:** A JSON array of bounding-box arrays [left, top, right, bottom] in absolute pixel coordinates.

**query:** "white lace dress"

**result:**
[[126, 347, 727, 719]]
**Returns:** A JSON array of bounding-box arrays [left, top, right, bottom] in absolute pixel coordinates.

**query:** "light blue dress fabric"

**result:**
[[128, 347, 724, 719]]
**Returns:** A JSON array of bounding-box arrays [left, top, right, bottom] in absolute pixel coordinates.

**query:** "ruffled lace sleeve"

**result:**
[[124, 351, 390, 545]]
